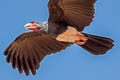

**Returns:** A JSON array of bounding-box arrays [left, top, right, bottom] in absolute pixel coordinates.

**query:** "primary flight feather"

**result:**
[[4, 0, 114, 76]]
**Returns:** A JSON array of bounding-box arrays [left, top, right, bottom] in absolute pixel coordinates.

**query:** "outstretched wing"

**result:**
[[4, 31, 70, 75], [48, 0, 96, 31]]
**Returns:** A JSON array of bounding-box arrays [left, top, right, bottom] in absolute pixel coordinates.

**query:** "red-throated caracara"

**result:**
[[4, 0, 114, 76]]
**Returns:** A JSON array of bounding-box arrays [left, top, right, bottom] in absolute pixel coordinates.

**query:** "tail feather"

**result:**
[[80, 33, 114, 55]]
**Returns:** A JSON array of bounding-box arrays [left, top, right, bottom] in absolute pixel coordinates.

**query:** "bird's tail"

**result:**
[[76, 33, 114, 55]]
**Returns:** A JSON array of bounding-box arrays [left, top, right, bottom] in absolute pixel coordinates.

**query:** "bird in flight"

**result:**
[[4, 0, 114, 76]]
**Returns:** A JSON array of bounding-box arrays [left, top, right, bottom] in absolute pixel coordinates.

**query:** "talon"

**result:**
[[75, 40, 85, 45], [75, 35, 88, 45], [79, 40, 84, 42]]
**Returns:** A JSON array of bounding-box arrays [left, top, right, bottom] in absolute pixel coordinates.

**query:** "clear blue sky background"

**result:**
[[0, 0, 119, 80]]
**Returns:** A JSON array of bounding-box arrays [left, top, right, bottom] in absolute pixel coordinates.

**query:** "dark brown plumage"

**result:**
[[4, 0, 114, 76], [48, 0, 96, 33], [4, 31, 70, 75], [81, 33, 114, 55]]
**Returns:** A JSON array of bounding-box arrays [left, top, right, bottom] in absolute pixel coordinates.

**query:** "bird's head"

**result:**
[[24, 21, 40, 31]]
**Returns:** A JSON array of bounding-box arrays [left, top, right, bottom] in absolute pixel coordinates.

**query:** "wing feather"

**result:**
[[48, 0, 96, 31], [4, 31, 70, 75]]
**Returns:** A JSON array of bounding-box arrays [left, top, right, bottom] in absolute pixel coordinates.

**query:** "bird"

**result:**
[[4, 0, 114, 76]]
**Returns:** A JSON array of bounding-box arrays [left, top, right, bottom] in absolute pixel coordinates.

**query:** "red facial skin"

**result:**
[[29, 27, 40, 31], [27, 22, 40, 31]]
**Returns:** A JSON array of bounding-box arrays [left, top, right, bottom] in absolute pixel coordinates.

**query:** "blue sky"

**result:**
[[0, 0, 119, 80]]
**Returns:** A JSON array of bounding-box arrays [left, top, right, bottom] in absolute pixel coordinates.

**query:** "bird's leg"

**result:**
[[75, 33, 88, 45]]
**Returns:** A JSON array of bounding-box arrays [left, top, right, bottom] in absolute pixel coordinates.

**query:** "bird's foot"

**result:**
[[75, 33, 88, 45]]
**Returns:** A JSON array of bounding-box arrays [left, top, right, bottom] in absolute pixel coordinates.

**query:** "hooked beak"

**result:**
[[24, 23, 32, 29], [24, 22, 40, 31], [25, 27, 32, 29]]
